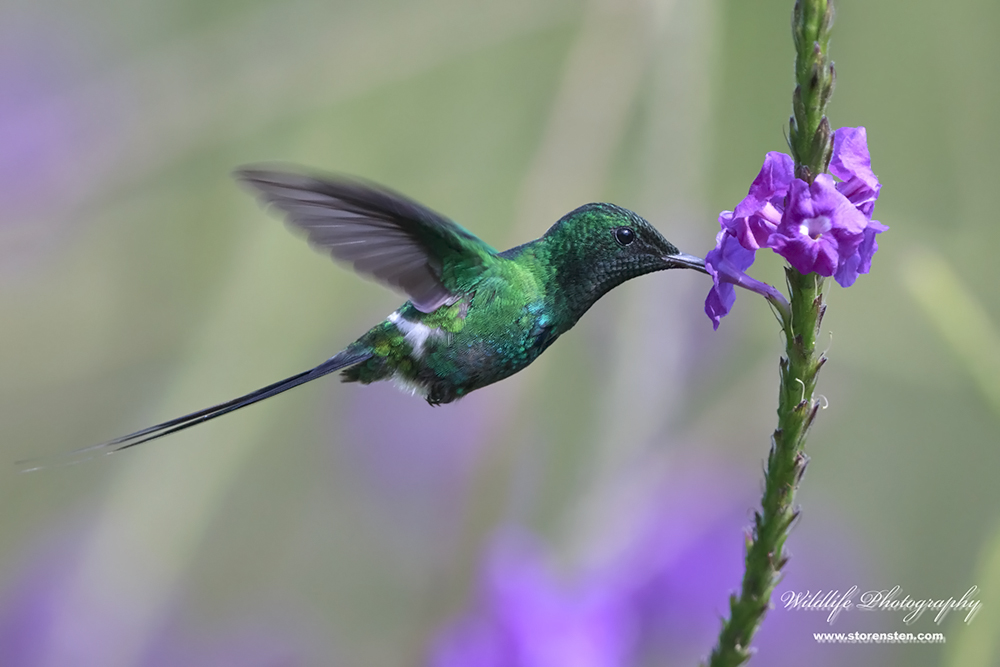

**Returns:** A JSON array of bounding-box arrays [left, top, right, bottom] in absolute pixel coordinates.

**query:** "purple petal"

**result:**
[[769, 176, 868, 276], [704, 280, 736, 331], [726, 152, 794, 251], [733, 152, 795, 219], [805, 175, 868, 235], [830, 127, 879, 192], [830, 127, 881, 220], [704, 227, 786, 329], [833, 219, 889, 287], [709, 227, 756, 275], [835, 178, 880, 219], [724, 208, 782, 251], [769, 231, 839, 276], [704, 229, 756, 329]]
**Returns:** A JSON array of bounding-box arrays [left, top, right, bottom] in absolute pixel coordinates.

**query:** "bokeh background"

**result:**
[[2, 0, 999, 665]]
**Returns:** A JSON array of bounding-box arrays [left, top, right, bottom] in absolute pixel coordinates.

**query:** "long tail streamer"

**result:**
[[16, 350, 371, 472]]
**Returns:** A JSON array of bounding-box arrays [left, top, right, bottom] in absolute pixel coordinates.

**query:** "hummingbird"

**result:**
[[34, 167, 707, 463]]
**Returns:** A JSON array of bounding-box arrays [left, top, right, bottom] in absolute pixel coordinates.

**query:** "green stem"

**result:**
[[705, 1, 834, 665], [789, 0, 836, 182]]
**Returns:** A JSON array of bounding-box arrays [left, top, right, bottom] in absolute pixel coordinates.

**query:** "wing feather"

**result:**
[[236, 168, 497, 312]]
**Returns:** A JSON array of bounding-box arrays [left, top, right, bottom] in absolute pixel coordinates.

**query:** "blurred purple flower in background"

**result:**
[[0, 531, 306, 667], [705, 127, 886, 327], [430, 532, 633, 667], [0, 52, 73, 218], [428, 462, 867, 667], [0, 11, 133, 275], [0, 19, 92, 218]]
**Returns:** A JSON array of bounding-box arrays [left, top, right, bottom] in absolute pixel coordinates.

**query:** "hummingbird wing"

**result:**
[[236, 168, 498, 313]]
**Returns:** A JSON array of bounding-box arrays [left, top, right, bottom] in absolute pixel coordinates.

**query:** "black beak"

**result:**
[[665, 252, 708, 274]]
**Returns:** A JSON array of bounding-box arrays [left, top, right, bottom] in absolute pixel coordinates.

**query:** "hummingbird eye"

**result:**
[[613, 227, 635, 247]]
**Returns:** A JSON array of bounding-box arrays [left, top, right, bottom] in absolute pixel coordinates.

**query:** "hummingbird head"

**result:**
[[534, 203, 708, 325]]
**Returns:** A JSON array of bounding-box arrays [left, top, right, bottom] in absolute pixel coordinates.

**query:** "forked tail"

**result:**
[[17, 349, 372, 472]]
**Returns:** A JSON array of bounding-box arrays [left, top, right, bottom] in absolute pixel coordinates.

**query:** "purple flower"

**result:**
[[705, 219, 787, 330], [704, 126, 885, 327], [726, 152, 795, 250], [767, 174, 868, 277]]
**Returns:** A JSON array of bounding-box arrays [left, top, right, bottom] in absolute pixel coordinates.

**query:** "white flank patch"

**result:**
[[390, 373, 430, 398], [388, 310, 445, 359]]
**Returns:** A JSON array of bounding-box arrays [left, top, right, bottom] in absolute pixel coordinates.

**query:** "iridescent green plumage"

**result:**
[[49, 168, 707, 460], [336, 200, 703, 404]]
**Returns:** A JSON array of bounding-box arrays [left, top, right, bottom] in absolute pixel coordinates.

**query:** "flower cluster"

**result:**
[[705, 126, 886, 329]]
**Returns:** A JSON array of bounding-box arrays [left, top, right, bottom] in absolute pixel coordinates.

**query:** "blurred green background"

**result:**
[[2, 0, 999, 664]]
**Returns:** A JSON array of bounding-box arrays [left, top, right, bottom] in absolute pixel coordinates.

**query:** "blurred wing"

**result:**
[[236, 168, 497, 312]]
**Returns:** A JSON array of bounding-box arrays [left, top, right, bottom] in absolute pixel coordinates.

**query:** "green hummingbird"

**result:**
[[47, 168, 707, 460]]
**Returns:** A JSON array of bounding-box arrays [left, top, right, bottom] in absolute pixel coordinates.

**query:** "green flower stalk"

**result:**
[[706, 1, 845, 665], [789, 0, 836, 183]]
